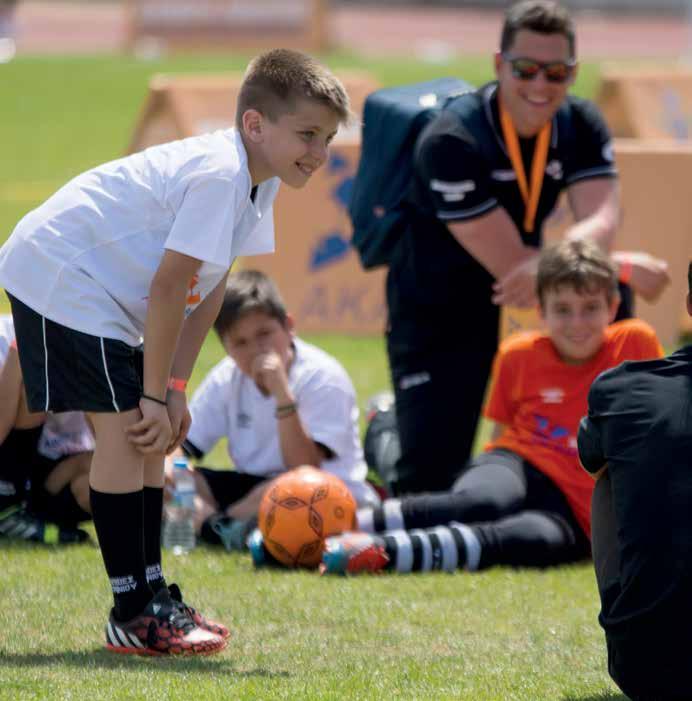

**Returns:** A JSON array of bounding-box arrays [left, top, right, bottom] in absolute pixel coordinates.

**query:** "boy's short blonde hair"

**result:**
[[537, 239, 618, 306], [235, 49, 352, 128]]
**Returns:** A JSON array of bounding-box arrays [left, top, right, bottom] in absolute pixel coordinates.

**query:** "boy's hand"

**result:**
[[126, 397, 172, 454], [492, 254, 540, 308], [166, 391, 191, 454], [252, 351, 290, 399]]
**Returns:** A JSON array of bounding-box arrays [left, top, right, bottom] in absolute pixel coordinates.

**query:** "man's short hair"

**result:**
[[213, 270, 288, 338], [500, 0, 576, 59], [235, 48, 351, 128], [537, 239, 618, 305]]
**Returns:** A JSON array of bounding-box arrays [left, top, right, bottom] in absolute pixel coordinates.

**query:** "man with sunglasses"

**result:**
[[384, 0, 669, 497]]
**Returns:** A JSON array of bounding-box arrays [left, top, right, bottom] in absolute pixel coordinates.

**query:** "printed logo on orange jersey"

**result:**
[[540, 388, 564, 404], [187, 274, 201, 306]]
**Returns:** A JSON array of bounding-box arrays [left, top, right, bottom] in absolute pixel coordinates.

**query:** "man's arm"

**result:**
[[447, 208, 539, 308], [565, 177, 620, 251]]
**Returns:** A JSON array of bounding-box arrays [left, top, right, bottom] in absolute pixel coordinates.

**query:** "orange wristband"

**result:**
[[618, 258, 632, 285], [9, 339, 17, 350], [167, 377, 188, 392]]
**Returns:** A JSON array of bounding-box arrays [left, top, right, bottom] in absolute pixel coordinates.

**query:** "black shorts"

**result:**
[[196, 467, 267, 511], [8, 293, 143, 413]]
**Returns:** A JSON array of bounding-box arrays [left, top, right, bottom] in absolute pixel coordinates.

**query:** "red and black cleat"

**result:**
[[105, 588, 226, 656], [168, 582, 231, 640]]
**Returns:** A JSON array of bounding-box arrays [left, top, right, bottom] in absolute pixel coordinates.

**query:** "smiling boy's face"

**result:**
[[540, 285, 618, 365], [246, 98, 341, 189]]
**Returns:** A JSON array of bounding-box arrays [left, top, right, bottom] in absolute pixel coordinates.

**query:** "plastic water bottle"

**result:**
[[163, 456, 196, 555]]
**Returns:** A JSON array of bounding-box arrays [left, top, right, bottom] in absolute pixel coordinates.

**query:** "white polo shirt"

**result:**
[[186, 338, 380, 507], [0, 129, 279, 345]]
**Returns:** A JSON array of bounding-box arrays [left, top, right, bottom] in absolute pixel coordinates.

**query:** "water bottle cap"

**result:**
[[173, 457, 189, 470]]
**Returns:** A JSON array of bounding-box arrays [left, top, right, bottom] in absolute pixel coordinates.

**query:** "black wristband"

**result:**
[[141, 393, 167, 406], [275, 402, 298, 419]]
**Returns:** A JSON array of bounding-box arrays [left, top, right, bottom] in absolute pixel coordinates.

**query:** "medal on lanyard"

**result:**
[[498, 98, 551, 234]]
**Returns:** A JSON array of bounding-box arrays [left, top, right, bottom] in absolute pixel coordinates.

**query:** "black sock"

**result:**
[[90, 487, 153, 621], [143, 486, 167, 594]]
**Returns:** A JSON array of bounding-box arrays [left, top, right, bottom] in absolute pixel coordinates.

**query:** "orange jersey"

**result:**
[[484, 319, 664, 538]]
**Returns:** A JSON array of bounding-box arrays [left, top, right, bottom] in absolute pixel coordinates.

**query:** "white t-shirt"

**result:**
[[0, 314, 94, 458], [0, 314, 14, 368], [186, 338, 380, 507], [0, 129, 280, 345]]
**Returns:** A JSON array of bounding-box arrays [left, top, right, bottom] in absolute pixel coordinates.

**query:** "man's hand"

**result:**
[[166, 391, 191, 454], [614, 251, 670, 303], [492, 253, 540, 308], [251, 351, 291, 400], [126, 397, 172, 454]]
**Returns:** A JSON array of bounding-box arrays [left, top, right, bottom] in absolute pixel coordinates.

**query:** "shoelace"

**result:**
[[168, 600, 196, 634]]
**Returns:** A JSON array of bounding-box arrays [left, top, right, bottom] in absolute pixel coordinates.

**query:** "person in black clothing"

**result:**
[[577, 262, 692, 701], [384, 0, 669, 495]]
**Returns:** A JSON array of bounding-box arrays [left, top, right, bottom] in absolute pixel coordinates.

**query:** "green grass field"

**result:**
[[0, 53, 628, 700]]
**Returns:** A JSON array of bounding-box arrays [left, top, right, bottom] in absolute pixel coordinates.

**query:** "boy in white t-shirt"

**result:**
[[169, 270, 380, 550], [0, 49, 350, 656], [0, 315, 94, 544]]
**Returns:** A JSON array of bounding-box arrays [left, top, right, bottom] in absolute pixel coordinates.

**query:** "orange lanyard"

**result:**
[[499, 99, 551, 234]]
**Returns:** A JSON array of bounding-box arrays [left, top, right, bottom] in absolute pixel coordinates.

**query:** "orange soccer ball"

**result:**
[[258, 466, 357, 568]]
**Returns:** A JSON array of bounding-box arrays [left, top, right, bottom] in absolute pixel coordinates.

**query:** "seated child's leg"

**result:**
[[380, 509, 586, 573], [470, 509, 590, 569], [357, 449, 528, 533], [89, 410, 153, 622], [324, 509, 588, 575], [195, 468, 266, 547], [36, 452, 92, 525], [0, 425, 43, 509], [13, 389, 45, 429]]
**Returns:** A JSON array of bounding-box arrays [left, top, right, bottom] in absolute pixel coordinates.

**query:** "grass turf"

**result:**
[[0, 53, 627, 699]]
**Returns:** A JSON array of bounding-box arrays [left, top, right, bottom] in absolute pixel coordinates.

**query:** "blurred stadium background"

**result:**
[[5, 0, 692, 58]]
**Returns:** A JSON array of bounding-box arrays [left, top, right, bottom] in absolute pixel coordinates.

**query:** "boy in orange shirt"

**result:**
[[319, 239, 664, 574]]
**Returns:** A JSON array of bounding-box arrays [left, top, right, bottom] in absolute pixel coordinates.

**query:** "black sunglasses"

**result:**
[[501, 54, 576, 84]]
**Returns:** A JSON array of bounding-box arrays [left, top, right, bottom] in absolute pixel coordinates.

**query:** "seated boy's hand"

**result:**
[[126, 397, 172, 454], [252, 351, 289, 398], [166, 391, 191, 454]]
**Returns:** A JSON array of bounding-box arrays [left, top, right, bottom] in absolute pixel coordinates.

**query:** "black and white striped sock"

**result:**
[[357, 498, 405, 534], [380, 522, 481, 573]]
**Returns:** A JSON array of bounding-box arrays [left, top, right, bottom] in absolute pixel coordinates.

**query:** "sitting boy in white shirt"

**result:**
[[170, 270, 380, 550]]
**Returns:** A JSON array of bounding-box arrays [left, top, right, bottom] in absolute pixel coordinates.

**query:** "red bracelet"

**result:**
[[9, 339, 17, 350], [618, 258, 633, 285], [168, 377, 188, 392]]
